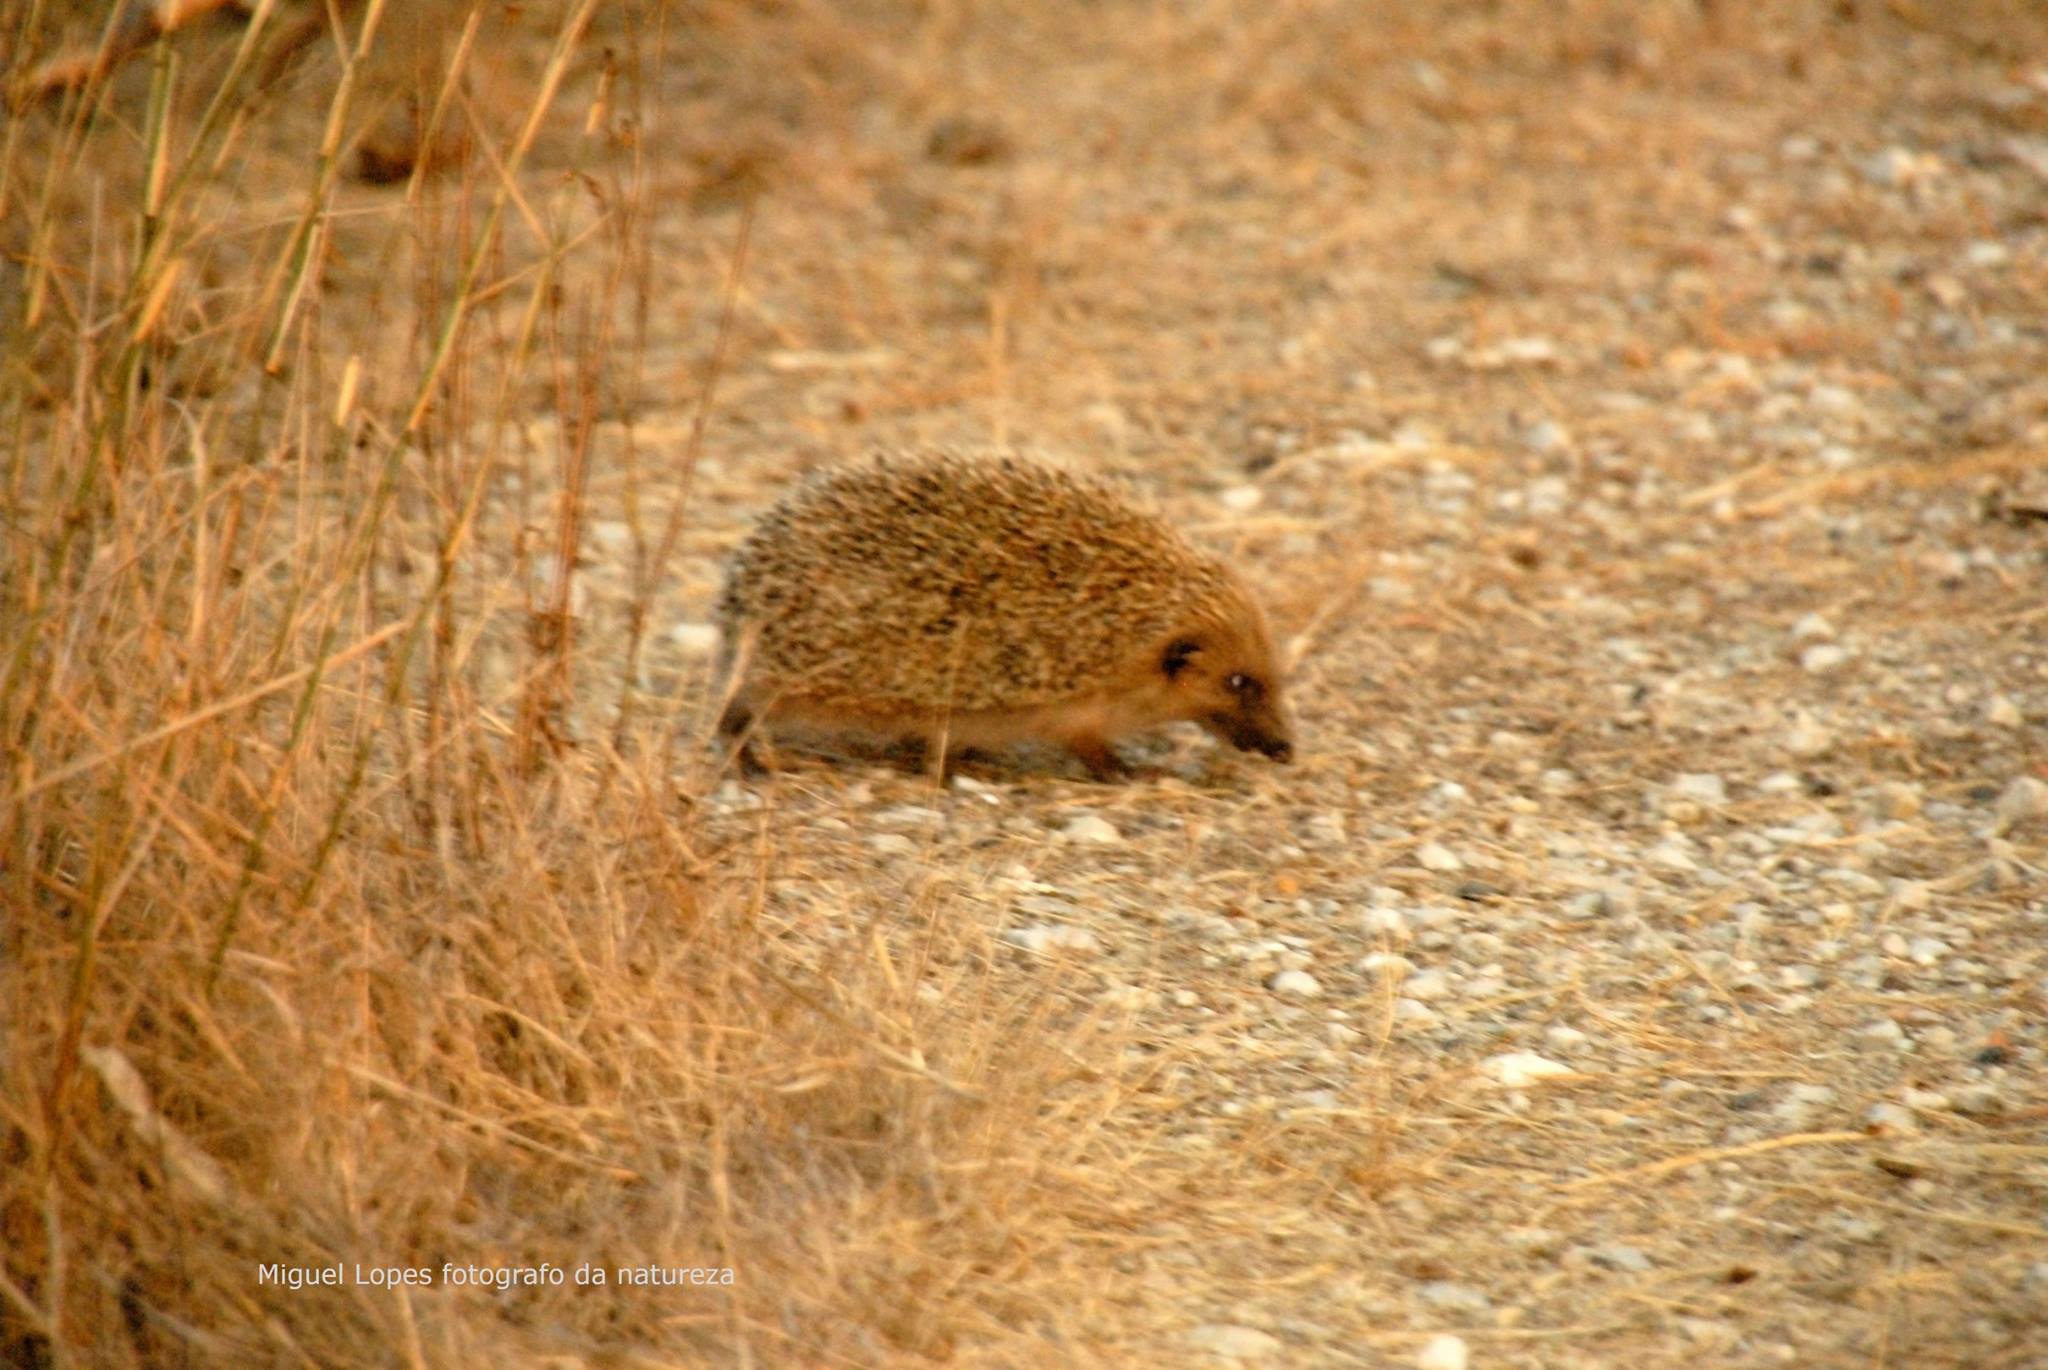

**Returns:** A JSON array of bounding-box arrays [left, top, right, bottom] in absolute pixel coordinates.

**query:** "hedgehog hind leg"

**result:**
[[728, 736, 774, 779], [714, 698, 774, 778], [715, 697, 752, 739]]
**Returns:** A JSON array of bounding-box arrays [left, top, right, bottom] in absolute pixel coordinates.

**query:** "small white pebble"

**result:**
[[1784, 714, 1833, 757], [1188, 1324, 1283, 1361], [1589, 1243, 1654, 1273], [1504, 1226, 1562, 1253], [1789, 612, 1835, 642], [1808, 384, 1859, 416], [1405, 968, 1452, 1000], [1418, 1281, 1490, 1311], [1800, 643, 1852, 674], [1951, 1084, 2005, 1117], [1523, 420, 1570, 454], [1477, 335, 1559, 367], [1059, 815, 1121, 844], [1669, 772, 1728, 805], [669, 621, 721, 657], [1268, 969, 1322, 998], [1681, 1317, 1737, 1349], [1862, 145, 1942, 188], [1480, 1052, 1573, 1088], [1906, 937, 1948, 967], [1003, 924, 1100, 955], [1986, 695, 2024, 729], [1887, 880, 1931, 913], [1994, 777, 2048, 832], [1416, 842, 1464, 872], [1416, 1334, 1469, 1370], [1647, 838, 1699, 873], [874, 804, 943, 826], [1360, 906, 1409, 938], [1218, 485, 1264, 513]]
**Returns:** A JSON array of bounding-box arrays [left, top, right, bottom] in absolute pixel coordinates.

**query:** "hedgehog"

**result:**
[[712, 449, 1295, 780]]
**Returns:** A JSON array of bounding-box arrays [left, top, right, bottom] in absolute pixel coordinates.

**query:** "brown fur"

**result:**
[[714, 449, 1294, 780]]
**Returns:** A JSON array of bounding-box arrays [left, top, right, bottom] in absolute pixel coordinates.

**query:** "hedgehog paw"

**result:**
[[1066, 738, 1133, 783], [730, 740, 775, 778], [914, 740, 998, 784]]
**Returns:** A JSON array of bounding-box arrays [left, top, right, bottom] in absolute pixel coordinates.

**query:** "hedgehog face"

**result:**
[[1157, 631, 1294, 763]]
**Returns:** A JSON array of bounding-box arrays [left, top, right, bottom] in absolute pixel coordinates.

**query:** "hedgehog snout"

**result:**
[[1206, 710, 1295, 764]]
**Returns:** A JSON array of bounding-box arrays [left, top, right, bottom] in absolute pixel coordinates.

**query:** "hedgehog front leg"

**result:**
[[1063, 734, 1131, 783], [919, 732, 950, 784], [915, 731, 975, 784], [901, 732, 999, 783]]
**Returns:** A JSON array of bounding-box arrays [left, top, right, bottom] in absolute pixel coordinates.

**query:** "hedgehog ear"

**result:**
[[1160, 637, 1202, 679]]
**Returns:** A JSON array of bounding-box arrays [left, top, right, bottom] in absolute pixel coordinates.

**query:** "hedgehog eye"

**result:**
[[1227, 673, 1263, 701]]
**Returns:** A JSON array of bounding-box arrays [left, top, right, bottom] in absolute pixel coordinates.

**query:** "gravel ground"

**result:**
[[436, 6, 2048, 1364], [423, 4, 2048, 1363]]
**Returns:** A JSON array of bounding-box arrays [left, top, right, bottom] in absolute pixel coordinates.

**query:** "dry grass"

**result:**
[[0, 4, 1262, 1363], [5, 1, 2047, 1366]]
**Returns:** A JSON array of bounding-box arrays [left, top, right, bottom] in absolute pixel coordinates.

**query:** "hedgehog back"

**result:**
[[718, 451, 1243, 713]]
